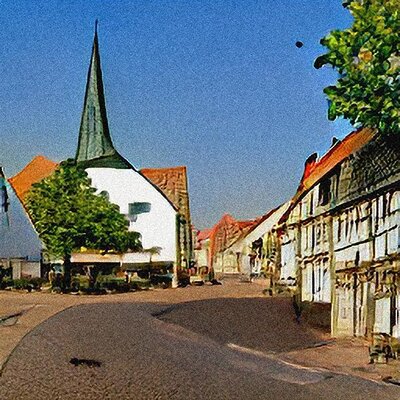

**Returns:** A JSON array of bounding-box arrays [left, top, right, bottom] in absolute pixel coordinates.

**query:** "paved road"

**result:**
[[0, 302, 399, 399]]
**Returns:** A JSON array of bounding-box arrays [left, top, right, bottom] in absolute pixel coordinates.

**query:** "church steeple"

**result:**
[[76, 21, 130, 169]]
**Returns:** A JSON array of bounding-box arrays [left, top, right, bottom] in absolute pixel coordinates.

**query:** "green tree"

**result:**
[[315, 0, 400, 135], [25, 160, 141, 287]]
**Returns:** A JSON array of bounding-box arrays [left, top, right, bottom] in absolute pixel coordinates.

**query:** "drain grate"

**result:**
[[70, 358, 102, 368]]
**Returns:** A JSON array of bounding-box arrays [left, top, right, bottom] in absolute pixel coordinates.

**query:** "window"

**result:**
[[309, 193, 314, 215], [338, 216, 342, 242], [128, 202, 151, 222], [316, 224, 321, 245], [319, 178, 331, 206]]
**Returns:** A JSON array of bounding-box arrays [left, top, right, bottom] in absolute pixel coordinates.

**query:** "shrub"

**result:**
[[0, 277, 13, 290], [12, 278, 45, 291]]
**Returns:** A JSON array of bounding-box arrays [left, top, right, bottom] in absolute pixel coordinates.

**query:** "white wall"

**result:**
[[86, 168, 177, 263], [280, 232, 296, 281]]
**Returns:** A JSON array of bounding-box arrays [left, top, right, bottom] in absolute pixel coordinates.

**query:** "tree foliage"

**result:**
[[315, 0, 400, 134], [25, 160, 142, 260]]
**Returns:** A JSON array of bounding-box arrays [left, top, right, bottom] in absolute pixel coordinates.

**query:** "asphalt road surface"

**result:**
[[0, 302, 399, 400]]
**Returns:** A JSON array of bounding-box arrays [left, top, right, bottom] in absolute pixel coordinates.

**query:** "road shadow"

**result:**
[[156, 297, 327, 353]]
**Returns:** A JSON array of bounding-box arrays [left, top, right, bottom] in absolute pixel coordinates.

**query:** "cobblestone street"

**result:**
[[1, 281, 400, 399]]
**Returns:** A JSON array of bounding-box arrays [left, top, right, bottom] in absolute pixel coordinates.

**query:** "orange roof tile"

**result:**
[[279, 127, 376, 224], [8, 156, 58, 203], [208, 214, 259, 266], [299, 127, 375, 195], [140, 166, 190, 221], [197, 228, 212, 242]]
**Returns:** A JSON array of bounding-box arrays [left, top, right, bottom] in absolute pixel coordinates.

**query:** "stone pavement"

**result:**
[[0, 280, 267, 371], [1, 301, 400, 399], [1, 280, 400, 388]]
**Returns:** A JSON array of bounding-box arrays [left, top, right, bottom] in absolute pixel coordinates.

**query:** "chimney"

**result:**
[[303, 152, 318, 180], [331, 137, 339, 147]]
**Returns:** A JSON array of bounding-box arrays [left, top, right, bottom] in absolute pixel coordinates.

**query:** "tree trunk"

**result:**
[[63, 254, 72, 290]]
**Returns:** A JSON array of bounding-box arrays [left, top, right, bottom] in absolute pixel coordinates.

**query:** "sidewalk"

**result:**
[[282, 337, 400, 383]]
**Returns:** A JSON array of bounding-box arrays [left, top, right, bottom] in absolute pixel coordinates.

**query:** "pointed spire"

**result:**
[[76, 22, 130, 169]]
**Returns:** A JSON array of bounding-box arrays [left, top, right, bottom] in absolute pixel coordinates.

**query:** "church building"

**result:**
[[8, 25, 192, 281]]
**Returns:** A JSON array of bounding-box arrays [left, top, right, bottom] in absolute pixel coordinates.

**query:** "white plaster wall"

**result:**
[[280, 238, 296, 280], [241, 253, 251, 275], [21, 261, 41, 278], [195, 247, 208, 268], [244, 203, 290, 246], [375, 233, 386, 259], [322, 260, 331, 303], [302, 262, 313, 301], [86, 168, 177, 263], [336, 286, 354, 337], [374, 297, 391, 334]]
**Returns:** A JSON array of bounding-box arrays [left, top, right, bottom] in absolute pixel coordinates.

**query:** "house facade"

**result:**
[[194, 228, 211, 274], [278, 128, 400, 339], [193, 214, 257, 277], [221, 203, 290, 279], [208, 214, 256, 276], [331, 131, 400, 338]]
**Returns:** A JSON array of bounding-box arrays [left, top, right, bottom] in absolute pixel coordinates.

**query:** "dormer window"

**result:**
[[128, 202, 151, 222]]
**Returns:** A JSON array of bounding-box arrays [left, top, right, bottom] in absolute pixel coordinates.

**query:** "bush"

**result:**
[[131, 278, 150, 290], [0, 277, 13, 290], [11, 277, 45, 291], [79, 287, 107, 295], [71, 275, 90, 291], [150, 273, 172, 288], [28, 277, 46, 290], [96, 275, 146, 292]]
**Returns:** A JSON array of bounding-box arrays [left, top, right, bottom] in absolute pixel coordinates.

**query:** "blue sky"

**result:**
[[0, 1, 353, 229]]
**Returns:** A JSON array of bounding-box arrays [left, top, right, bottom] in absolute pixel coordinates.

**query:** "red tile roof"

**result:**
[[279, 127, 376, 224], [8, 156, 58, 203], [299, 128, 375, 195], [197, 228, 212, 242], [208, 214, 259, 266], [140, 166, 190, 220]]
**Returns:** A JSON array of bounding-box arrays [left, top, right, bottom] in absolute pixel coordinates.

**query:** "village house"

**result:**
[[7, 26, 193, 282], [331, 130, 400, 338], [194, 228, 211, 274], [277, 127, 400, 339], [219, 203, 290, 282], [0, 166, 43, 279], [194, 214, 257, 278]]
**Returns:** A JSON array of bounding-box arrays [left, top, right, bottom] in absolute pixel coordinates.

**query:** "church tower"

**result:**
[[75, 23, 180, 275], [76, 21, 130, 169]]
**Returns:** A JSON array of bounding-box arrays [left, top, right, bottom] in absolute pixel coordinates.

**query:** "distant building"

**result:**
[[199, 214, 257, 277], [220, 203, 290, 279], [194, 228, 212, 274]]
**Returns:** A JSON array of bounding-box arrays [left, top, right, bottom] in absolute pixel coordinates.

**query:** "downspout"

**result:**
[[295, 223, 303, 301], [328, 215, 337, 337], [173, 213, 181, 288]]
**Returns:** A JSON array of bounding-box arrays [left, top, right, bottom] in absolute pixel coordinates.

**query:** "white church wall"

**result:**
[[86, 168, 177, 263]]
